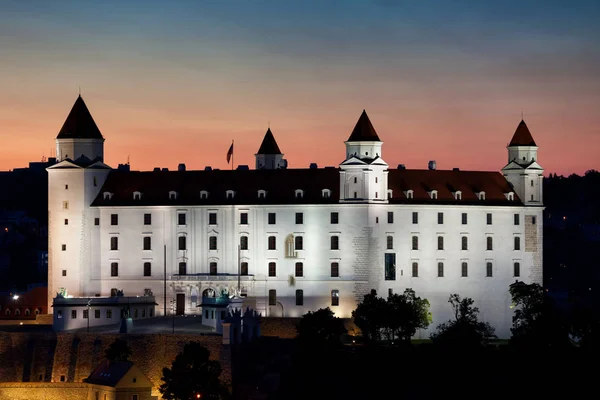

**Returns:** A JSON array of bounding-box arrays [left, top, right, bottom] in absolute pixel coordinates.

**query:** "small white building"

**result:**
[[52, 294, 156, 331], [47, 97, 544, 338]]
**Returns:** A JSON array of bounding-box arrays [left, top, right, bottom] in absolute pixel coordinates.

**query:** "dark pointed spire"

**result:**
[[347, 110, 380, 142], [509, 120, 536, 146], [256, 128, 282, 154], [57, 95, 103, 139]]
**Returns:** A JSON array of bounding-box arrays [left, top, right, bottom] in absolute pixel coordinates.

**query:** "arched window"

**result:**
[[454, 191, 462, 200], [295, 189, 304, 199], [226, 190, 235, 199], [321, 189, 331, 198], [15, 309, 20, 316], [430, 190, 438, 200], [133, 191, 142, 200], [169, 191, 178, 200], [25, 309, 30, 316], [200, 190, 209, 199], [258, 190, 267, 199]]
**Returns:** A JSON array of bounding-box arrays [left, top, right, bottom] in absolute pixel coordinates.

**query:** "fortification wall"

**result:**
[[0, 332, 228, 398], [261, 317, 360, 338]]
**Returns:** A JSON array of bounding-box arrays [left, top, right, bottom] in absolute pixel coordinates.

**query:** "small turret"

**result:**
[[56, 95, 105, 162], [255, 128, 286, 169]]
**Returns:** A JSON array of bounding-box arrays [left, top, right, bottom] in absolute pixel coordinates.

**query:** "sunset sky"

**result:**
[[1, 0, 598, 175]]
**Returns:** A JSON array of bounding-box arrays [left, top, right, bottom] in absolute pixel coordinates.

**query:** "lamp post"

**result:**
[[87, 299, 91, 332]]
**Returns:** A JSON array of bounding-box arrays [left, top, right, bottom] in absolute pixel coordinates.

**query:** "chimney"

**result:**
[[309, 163, 318, 169], [178, 163, 186, 171], [153, 167, 161, 172], [204, 166, 212, 171], [237, 165, 249, 170], [161, 168, 169, 172], [452, 167, 460, 171], [397, 164, 406, 170], [428, 160, 436, 170]]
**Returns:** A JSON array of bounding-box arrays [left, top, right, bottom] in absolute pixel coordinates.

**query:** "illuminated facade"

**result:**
[[48, 97, 543, 338]]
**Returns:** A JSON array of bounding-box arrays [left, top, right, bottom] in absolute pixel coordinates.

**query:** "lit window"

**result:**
[[331, 290, 339, 306]]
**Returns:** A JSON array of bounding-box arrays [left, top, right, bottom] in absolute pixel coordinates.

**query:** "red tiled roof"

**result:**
[[347, 110, 380, 142], [509, 120, 536, 146], [0, 287, 47, 307], [57, 95, 104, 139], [256, 128, 282, 154], [92, 168, 521, 207]]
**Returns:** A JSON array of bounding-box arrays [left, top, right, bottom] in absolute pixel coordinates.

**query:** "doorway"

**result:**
[[176, 293, 185, 315]]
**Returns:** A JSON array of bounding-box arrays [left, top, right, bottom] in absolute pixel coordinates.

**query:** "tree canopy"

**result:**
[[352, 288, 431, 344], [160, 342, 229, 400], [104, 338, 132, 362], [430, 294, 495, 348], [296, 307, 347, 349]]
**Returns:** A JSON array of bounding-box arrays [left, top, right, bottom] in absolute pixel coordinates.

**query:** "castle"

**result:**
[[48, 96, 543, 338]]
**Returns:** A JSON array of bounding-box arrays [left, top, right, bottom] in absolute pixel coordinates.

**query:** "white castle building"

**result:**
[[48, 96, 543, 337]]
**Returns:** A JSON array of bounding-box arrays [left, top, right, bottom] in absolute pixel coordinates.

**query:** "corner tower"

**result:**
[[255, 128, 286, 169], [339, 110, 389, 202], [501, 120, 544, 205], [56, 95, 105, 162]]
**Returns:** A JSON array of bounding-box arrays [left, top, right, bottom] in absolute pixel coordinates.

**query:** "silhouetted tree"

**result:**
[[430, 294, 495, 348], [160, 342, 229, 400], [104, 338, 132, 362], [352, 289, 387, 342], [509, 281, 570, 349], [296, 307, 347, 349], [384, 289, 431, 343]]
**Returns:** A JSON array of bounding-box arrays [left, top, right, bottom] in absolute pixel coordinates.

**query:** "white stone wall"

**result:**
[[56, 139, 104, 162]]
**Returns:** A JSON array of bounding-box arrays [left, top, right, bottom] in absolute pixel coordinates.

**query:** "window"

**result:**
[[384, 253, 395, 280], [209, 236, 217, 250], [169, 191, 177, 200], [331, 212, 339, 224], [64, 219, 68, 225], [133, 192, 141, 200], [437, 236, 444, 250], [144, 262, 151, 276], [65, 184, 68, 190], [62, 244, 66, 251], [268, 236, 276, 250], [487, 237, 493, 251], [331, 262, 339, 277], [531, 179, 534, 187], [430, 191, 438, 200], [387, 212, 394, 223], [412, 262, 418, 277], [455, 191, 462, 200], [83, 309, 89, 319], [143, 236, 151, 250], [461, 262, 468, 277], [386, 236, 393, 250], [412, 236, 418, 250], [110, 237, 118, 250], [330, 236, 339, 250], [95, 218, 100, 226], [144, 213, 151, 225], [240, 212, 248, 225], [268, 213, 276, 224], [514, 214, 520, 225], [95, 310, 100, 318], [240, 236, 248, 250], [322, 189, 331, 198], [111, 262, 118, 276], [179, 262, 187, 275], [295, 262, 303, 277], [461, 213, 467, 225], [71, 310, 77, 319], [461, 236, 468, 250], [63, 201, 69, 210], [438, 213, 444, 224], [486, 262, 493, 277], [62, 270, 67, 276], [412, 212, 418, 224], [107, 310, 112, 318], [111, 214, 118, 225], [514, 262, 521, 277], [269, 290, 276, 306], [296, 290, 303, 306], [354, 177, 357, 184], [178, 213, 186, 225], [200, 190, 209, 199], [514, 237, 521, 250], [438, 262, 444, 277], [178, 236, 186, 250], [532, 216, 537, 225], [295, 190, 303, 199], [406, 190, 414, 199], [241, 262, 248, 276], [331, 290, 339, 306], [268, 262, 276, 277], [209, 213, 217, 225], [487, 213, 492, 225], [258, 190, 266, 199], [295, 236, 303, 250], [295, 212, 303, 224], [210, 262, 217, 275], [353, 191, 358, 198], [478, 192, 486, 201], [60, 375, 65, 382]]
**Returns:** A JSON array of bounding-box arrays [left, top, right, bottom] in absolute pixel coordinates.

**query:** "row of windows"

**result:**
[[269, 289, 340, 307], [3, 308, 42, 316], [121, 188, 334, 201], [103, 260, 342, 278], [97, 211, 529, 228], [386, 235, 522, 251], [385, 261, 521, 280], [56, 308, 154, 319]]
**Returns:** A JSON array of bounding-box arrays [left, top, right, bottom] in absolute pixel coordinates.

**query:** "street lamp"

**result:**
[[87, 299, 92, 332]]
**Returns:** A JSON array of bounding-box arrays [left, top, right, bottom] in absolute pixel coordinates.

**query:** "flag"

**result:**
[[226, 142, 234, 163]]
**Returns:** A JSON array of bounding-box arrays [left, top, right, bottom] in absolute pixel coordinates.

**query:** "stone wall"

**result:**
[[0, 332, 229, 398], [261, 317, 360, 339], [0, 382, 101, 400]]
